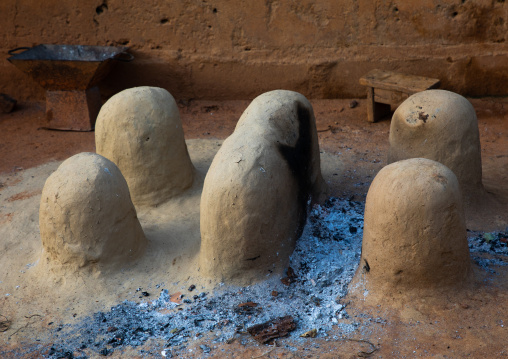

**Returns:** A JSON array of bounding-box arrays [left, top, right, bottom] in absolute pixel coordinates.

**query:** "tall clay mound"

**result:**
[[39, 152, 146, 272], [95, 86, 194, 207], [388, 90, 483, 200], [200, 90, 328, 284], [350, 158, 471, 301]]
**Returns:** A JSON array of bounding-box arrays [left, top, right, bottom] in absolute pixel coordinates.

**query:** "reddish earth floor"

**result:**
[[0, 98, 507, 358]]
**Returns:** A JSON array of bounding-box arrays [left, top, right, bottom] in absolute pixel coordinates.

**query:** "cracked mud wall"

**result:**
[[1, 0, 508, 101]]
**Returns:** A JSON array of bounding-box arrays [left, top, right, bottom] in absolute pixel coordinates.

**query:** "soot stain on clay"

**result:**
[[418, 112, 429, 122], [277, 102, 313, 238]]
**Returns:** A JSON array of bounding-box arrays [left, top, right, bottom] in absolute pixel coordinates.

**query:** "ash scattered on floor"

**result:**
[[467, 229, 508, 271], [40, 199, 364, 358], [32, 199, 508, 358]]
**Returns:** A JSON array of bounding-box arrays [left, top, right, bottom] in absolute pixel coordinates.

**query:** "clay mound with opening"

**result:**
[[95, 86, 194, 207], [350, 158, 471, 302], [388, 90, 483, 201], [39, 152, 146, 272], [200, 90, 328, 284]]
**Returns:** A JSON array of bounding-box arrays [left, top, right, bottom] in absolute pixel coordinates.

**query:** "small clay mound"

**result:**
[[200, 90, 328, 284], [95, 86, 194, 207], [388, 90, 483, 201], [39, 152, 146, 272], [350, 158, 471, 301]]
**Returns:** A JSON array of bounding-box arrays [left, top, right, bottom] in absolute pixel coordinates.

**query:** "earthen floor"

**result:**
[[0, 98, 507, 358]]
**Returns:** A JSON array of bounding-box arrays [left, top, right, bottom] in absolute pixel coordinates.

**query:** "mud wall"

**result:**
[[1, 0, 508, 101]]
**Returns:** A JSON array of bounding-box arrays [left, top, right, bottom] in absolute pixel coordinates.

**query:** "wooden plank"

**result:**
[[366, 87, 391, 122], [359, 69, 440, 93], [374, 88, 409, 105]]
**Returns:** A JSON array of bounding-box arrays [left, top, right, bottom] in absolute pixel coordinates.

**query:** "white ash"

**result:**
[[147, 198, 366, 345], [37, 198, 364, 358], [27, 198, 507, 358], [467, 229, 508, 270]]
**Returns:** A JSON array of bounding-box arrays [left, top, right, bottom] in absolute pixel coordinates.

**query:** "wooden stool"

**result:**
[[359, 69, 440, 123]]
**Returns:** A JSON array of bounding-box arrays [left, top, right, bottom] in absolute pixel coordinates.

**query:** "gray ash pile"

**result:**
[[467, 229, 508, 270], [43, 199, 364, 358], [40, 198, 507, 358]]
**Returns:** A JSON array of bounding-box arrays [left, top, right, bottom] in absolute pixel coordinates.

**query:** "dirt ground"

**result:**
[[0, 97, 507, 358]]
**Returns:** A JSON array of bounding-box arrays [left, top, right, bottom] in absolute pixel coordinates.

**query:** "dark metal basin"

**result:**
[[7, 44, 132, 131], [8, 44, 130, 91]]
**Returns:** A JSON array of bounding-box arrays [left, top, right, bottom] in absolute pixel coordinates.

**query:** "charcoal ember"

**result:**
[[281, 267, 297, 285], [215, 319, 230, 329], [100, 348, 112, 356], [247, 316, 296, 344], [332, 233, 344, 241], [287, 267, 296, 279], [134, 326, 153, 336], [200, 344, 211, 353], [310, 296, 321, 306], [238, 301, 258, 307], [204, 299, 215, 310], [47, 345, 74, 358], [280, 277, 292, 286], [107, 332, 125, 347], [324, 197, 337, 208], [234, 301, 261, 315], [192, 316, 209, 327], [96, 313, 107, 323]]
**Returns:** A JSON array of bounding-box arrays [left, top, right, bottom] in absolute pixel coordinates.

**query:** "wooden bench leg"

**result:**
[[366, 87, 391, 123], [366, 87, 376, 122]]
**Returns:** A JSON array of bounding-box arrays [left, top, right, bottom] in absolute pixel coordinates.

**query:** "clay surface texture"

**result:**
[[388, 90, 483, 199], [352, 158, 471, 299], [95, 86, 194, 207], [39, 152, 146, 271], [200, 90, 327, 284]]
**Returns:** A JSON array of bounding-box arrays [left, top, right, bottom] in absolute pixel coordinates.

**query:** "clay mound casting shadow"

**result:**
[[388, 89, 484, 202], [349, 158, 472, 302], [200, 90, 328, 284], [39, 152, 146, 273], [95, 86, 195, 207]]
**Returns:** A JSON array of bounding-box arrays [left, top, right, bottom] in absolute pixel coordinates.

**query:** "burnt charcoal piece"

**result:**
[[247, 316, 296, 344], [100, 348, 113, 356], [234, 302, 262, 316], [200, 344, 211, 353], [281, 266, 297, 285], [47, 345, 74, 358], [280, 277, 292, 286]]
